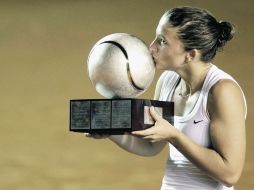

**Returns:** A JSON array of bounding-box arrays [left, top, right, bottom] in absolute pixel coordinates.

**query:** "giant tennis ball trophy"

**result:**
[[87, 33, 155, 98], [70, 33, 174, 134]]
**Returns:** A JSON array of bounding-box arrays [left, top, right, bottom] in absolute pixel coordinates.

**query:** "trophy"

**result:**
[[70, 33, 174, 134]]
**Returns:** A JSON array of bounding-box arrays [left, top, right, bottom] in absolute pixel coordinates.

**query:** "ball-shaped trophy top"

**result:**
[[87, 33, 155, 98]]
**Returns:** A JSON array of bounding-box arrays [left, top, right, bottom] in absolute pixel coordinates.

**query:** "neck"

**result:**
[[176, 61, 212, 94]]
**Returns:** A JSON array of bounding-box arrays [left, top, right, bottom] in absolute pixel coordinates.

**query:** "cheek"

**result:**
[[158, 48, 171, 60], [155, 52, 172, 69], [158, 50, 185, 69], [160, 49, 175, 64], [167, 47, 185, 63]]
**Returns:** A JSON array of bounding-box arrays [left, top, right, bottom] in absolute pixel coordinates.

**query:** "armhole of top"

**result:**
[[202, 86, 211, 122], [202, 79, 220, 122]]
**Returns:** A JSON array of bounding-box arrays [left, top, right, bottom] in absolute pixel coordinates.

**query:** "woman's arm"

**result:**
[[133, 79, 246, 186], [109, 135, 166, 156], [206, 79, 246, 185]]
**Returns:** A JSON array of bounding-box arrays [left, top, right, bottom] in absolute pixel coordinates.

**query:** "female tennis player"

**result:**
[[87, 6, 247, 190]]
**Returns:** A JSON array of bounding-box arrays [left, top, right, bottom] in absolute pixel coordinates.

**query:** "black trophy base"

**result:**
[[70, 99, 174, 135]]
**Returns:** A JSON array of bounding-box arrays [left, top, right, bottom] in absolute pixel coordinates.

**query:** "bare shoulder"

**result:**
[[210, 79, 242, 95], [208, 79, 246, 119]]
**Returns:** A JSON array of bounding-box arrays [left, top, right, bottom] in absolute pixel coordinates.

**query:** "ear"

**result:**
[[185, 49, 198, 63]]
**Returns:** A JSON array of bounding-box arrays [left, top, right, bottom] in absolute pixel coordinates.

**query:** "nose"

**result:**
[[149, 40, 157, 55]]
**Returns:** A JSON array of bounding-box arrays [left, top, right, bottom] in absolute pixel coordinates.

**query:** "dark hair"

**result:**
[[163, 6, 235, 62]]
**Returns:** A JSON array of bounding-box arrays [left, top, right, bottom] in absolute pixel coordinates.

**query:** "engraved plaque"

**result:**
[[70, 101, 90, 129], [112, 100, 131, 129], [91, 100, 111, 129]]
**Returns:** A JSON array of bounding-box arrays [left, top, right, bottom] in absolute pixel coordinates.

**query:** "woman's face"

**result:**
[[150, 16, 187, 71]]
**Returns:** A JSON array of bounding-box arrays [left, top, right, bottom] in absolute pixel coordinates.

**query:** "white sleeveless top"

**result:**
[[159, 64, 247, 190]]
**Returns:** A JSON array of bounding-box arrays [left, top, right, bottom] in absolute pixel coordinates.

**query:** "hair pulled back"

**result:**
[[164, 7, 235, 62]]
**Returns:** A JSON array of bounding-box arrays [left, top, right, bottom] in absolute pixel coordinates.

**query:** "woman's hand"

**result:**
[[132, 106, 179, 143]]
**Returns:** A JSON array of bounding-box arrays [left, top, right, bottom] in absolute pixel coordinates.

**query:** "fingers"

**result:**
[[149, 106, 162, 121], [84, 133, 91, 137]]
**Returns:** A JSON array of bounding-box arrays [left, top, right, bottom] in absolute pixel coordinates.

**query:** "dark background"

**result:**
[[0, 0, 253, 189]]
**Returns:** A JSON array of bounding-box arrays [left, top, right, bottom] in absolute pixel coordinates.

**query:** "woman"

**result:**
[[87, 6, 247, 190]]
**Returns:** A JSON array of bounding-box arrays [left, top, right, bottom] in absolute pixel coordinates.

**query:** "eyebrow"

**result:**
[[158, 34, 166, 40]]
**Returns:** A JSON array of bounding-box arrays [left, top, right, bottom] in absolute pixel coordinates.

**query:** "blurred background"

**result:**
[[0, 0, 253, 189]]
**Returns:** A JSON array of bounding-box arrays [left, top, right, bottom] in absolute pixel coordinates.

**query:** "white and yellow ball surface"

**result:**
[[87, 33, 155, 98]]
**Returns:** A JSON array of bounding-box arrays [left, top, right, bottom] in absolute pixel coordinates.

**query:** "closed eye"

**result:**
[[155, 35, 167, 46], [159, 38, 167, 45]]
